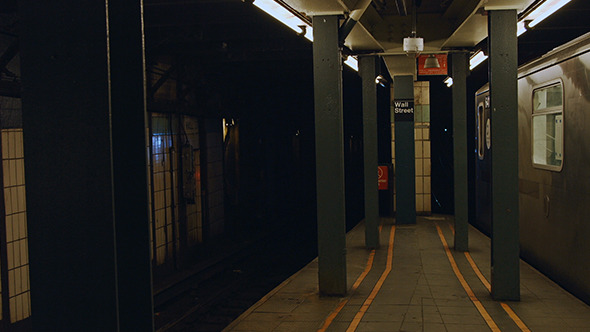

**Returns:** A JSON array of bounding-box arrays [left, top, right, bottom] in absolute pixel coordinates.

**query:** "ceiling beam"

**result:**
[[0, 38, 18, 74]]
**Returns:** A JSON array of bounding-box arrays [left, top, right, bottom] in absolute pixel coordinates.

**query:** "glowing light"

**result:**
[[253, 0, 313, 41], [469, 51, 488, 70], [527, 0, 573, 28], [517, 21, 527, 37], [443, 77, 453, 88], [344, 56, 359, 71], [253, 0, 358, 71]]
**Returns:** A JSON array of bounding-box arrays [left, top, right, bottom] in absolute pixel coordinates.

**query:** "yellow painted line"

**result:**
[[346, 225, 396, 332], [317, 224, 384, 332], [434, 222, 501, 332], [317, 250, 376, 332], [500, 302, 531, 332], [445, 223, 530, 332], [464, 252, 492, 291]]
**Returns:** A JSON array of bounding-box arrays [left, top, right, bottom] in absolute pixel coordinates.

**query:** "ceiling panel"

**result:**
[[280, 0, 348, 15]]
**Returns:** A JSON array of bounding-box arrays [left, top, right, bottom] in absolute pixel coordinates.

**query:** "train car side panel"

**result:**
[[518, 52, 590, 304]]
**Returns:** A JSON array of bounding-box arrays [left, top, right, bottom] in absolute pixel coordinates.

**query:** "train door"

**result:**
[[474, 91, 492, 235]]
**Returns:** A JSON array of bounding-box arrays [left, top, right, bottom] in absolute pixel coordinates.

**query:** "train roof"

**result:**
[[476, 31, 590, 96], [518, 31, 590, 79]]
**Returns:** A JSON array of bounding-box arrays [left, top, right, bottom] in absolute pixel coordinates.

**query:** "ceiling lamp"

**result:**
[[403, 0, 424, 57], [517, 0, 573, 37], [252, 0, 313, 41], [469, 51, 488, 70], [424, 55, 440, 69], [527, 0, 573, 28], [443, 77, 453, 88]]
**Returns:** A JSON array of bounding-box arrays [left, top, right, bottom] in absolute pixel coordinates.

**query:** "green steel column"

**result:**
[[488, 10, 520, 301], [18, 0, 154, 329], [312, 15, 347, 296], [393, 75, 416, 225], [360, 55, 380, 249], [452, 52, 469, 252]]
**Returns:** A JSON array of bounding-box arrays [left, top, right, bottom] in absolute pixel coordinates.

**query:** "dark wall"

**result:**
[[421, 76, 454, 214]]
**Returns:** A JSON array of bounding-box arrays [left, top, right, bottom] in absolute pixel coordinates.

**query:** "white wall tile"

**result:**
[[6, 215, 13, 242], [2, 160, 9, 186], [1, 131, 8, 159], [15, 266, 22, 294], [424, 194, 431, 212], [8, 270, 15, 296], [16, 159, 24, 186], [415, 176, 423, 194], [15, 131, 23, 159], [9, 297, 15, 323], [415, 158, 423, 176], [10, 160, 17, 187], [415, 141, 423, 157], [4, 188, 11, 215], [7, 243, 14, 269], [416, 194, 423, 211]]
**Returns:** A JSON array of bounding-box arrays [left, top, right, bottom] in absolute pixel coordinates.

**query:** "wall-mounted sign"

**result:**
[[378, 166, 388, 190], [393, 100, 414, 122], [418, 54, 448, 76]]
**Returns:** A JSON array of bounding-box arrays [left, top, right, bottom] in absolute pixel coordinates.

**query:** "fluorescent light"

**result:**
[[253, 0, 313, 41], [253, 0, 357, 71], [526, 0, 573, 28], [469, 51, 488, 70], [517, 21, 527, 37], [443, 77, 453, 87], [344, 56, 359, 71]]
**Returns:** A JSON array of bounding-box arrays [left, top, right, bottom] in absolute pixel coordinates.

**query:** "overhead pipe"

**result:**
[[339, 0, 373, 44], [395, 0, 408, 16], [411, 0, 422, 37]]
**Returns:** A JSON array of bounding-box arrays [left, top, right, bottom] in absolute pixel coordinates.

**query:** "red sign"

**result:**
[[378, 166, 388, 190], [418, 54, 448, 76]]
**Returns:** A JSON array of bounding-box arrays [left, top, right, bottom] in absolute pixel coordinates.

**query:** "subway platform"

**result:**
[[223, 216, 590, 331]]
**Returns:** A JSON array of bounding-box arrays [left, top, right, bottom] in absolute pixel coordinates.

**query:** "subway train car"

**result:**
[[475, 32, 590, 304]]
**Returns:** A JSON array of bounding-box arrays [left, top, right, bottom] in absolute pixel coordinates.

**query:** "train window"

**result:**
[[477, 104, 485, 159], [532, 82, 563, 170]]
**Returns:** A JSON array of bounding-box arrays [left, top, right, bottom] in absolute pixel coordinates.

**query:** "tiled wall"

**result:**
[[414, 81, 432, 214], [149, 114, 207, 267], [182, 116, 203, 246], [0, 96, 31, 324], [391, 81, 432, 214], [151, 114, 179, 266]]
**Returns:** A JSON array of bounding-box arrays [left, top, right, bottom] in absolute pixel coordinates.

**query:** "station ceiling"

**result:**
[[1, 0, 590, 90], [141, 0, 590, 66]]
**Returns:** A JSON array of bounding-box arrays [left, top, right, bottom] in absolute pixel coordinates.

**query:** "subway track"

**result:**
[[154, 223, 317, 331]]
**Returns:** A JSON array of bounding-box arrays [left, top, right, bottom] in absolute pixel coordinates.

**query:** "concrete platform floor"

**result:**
[[223, 216, 590, 331]]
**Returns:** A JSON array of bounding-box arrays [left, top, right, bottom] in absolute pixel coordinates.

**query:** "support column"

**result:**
[[393, 75, 416, 224], [359, 55, 380, 249], [18, 1, 154, 330], [488, 9, 520, 301], [452, 52, 469, 252], [312, 15, 347, 296]]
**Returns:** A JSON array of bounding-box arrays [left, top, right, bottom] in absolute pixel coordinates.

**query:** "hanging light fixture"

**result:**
[[403, 0, 424, 57], [424, 54, 440, 68], [469, 50, 488, 70]]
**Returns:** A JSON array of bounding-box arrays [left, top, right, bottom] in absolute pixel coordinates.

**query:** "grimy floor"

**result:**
[[223, 216, 590, 332]]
